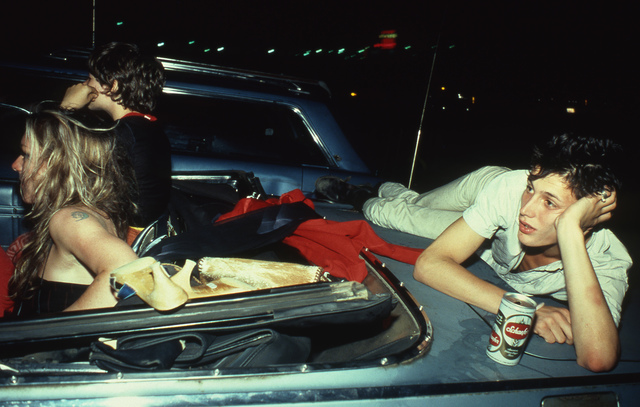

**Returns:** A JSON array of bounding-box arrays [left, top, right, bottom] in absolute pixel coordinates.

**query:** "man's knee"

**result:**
[[377, 182, 411, 199], [362, 196, 382, 219]]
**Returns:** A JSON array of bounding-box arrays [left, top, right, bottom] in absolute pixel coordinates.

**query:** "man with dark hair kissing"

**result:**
[[61, 42, 171, 227]]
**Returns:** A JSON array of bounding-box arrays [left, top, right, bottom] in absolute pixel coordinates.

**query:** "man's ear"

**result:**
[[530, 165, 542, 177], [106, 80, 118, 96]]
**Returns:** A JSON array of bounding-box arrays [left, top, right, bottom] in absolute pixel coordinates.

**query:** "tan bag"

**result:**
[[111, 257, 326, 311], [195, 257, 327, 295]]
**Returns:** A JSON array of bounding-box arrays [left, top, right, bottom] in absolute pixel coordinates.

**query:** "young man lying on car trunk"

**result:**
[[363, 135, 632, 372]]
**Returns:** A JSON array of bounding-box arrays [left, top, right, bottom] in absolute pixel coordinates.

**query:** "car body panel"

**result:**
[[0, 55, 380, 197], [1, 204, 639, 405]]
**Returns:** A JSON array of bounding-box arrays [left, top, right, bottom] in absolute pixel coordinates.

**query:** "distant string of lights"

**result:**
[[153, 40, 415, 59], [114, 22, 421, 59], [114, 22, 587, 112]]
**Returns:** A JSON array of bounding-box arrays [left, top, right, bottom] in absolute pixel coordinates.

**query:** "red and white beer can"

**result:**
[[486, 292, 537, 366]]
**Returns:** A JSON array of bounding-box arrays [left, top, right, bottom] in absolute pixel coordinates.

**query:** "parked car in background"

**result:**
[[0, 49, 380, 197], [0, 49, 380, 248]]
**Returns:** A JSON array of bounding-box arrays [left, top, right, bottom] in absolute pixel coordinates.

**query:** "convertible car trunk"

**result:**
[[1, 174, 430, 375], [0, 248, 431, 374]]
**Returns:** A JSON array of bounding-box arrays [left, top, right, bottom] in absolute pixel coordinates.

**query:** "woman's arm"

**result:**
[[48, 207, 138, 311], [413, 217, 506, 314]]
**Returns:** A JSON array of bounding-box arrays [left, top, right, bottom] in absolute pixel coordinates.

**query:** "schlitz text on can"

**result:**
[[486, 292, 537, 366]]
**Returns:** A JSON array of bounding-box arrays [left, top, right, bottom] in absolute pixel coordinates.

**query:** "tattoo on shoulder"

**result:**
[[71, 211, 90, 222]]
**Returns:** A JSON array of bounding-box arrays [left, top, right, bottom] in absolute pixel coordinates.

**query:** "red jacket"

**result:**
[[1, 246, 14, 316], [217, 190, 422, 282]]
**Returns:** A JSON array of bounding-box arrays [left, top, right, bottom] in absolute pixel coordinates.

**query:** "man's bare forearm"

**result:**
[[557, 219, 619, 371], [414, 252, 506, 313], [413, 218, 505, 314]]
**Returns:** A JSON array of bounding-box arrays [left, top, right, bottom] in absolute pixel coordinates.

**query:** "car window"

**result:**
[[158, 94, 330, 167]]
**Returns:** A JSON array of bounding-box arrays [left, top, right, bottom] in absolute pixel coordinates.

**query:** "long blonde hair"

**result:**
[[10, 110, 137, 301]]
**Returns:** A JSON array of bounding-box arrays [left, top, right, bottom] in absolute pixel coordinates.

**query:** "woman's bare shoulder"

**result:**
[[49, 206, 115, 240]]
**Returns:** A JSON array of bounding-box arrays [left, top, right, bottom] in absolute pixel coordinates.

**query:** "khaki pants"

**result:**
[[363, 166, 510, 239]]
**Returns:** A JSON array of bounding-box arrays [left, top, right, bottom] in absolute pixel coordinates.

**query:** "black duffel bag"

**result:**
[[89, 328, 311, 372]]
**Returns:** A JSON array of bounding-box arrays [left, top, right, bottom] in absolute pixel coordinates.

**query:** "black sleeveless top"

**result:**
[[15, 280, 87, 316]]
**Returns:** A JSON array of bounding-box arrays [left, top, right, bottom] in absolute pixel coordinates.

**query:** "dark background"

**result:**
[[2, 1, 638, 228]]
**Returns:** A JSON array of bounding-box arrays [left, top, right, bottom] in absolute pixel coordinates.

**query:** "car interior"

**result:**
[[0, 168, 432, 374]]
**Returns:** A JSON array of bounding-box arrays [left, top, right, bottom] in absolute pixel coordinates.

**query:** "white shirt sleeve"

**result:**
[[463, 170, 528, 238]]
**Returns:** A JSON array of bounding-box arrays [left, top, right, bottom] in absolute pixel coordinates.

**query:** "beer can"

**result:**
[[486, 292, 537, 366]]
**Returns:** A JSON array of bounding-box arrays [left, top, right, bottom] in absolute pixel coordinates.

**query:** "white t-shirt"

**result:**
[[463, 170, 632, 325]]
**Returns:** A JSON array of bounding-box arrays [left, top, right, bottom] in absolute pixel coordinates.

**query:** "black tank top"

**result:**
[[16, 280, 87, 316]]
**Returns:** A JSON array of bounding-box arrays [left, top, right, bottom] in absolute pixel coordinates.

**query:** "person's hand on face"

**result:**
[[519, 173, 579, 248], [60, 83, 99, 111], [556, 189, 617, 234]]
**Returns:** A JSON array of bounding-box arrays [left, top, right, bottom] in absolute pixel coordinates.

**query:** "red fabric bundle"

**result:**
[[1, 246, 15, 316], [216, 189, 422, 282], [216, 189, 315, 222], [283, 218, 422, 282]]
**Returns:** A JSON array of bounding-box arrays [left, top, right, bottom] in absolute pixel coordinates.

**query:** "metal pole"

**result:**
[[92, 0, 96, 48], [408, 34, 440, 190]]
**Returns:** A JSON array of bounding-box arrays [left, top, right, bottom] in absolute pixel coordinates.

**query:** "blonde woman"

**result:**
[[9, 110, 138, 315]]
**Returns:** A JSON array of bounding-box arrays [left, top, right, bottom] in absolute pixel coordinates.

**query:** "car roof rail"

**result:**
[[36, 48, 331, 98], [157, 57, 331, 97], [45, 47, 92, 61]]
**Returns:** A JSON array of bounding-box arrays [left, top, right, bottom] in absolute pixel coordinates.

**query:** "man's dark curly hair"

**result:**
[[88, 42, 165, 114], [529, 134, 623, 199]]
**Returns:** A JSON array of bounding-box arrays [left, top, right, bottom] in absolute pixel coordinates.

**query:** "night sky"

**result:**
[[4, 1, 635, 96], [2, 1, 638, 186]]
